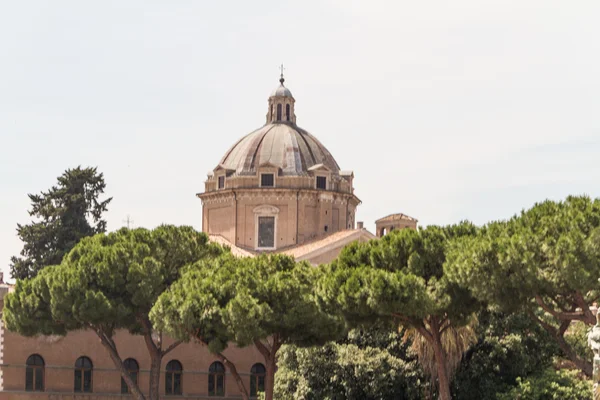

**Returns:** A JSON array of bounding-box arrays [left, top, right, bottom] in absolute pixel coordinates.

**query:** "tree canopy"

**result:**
[[445, 195, 600, 376], [10, 166, 112, 280], [4, 225, 222, 400], [151, 253, 345, 400], [318, 223, 480, 400]]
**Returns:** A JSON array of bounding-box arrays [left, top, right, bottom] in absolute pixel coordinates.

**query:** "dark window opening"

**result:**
[[324, 225, 328, 232], [250, 363, 266, 397], [218, 175, 225, 189], [74, 356, 93, 393], [258, 216, 275, 248], [276, 104, 282, 121], [166, 360, 183, 395], [121, 358, 139, 394], [26, 354, 44, 392], [286, 104, 290, 121], [316, 176, 327, 190], [208, 362, 225, 396], [261, 174, 274, 187]]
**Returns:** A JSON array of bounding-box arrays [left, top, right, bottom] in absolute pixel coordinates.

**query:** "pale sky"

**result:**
[[1, 0, 599, 282]]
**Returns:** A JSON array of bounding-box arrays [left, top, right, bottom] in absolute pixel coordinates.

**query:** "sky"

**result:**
[[1, 0, 599, 282]]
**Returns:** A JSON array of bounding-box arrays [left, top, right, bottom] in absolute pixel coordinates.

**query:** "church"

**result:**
[[0, 75, 417, 398]]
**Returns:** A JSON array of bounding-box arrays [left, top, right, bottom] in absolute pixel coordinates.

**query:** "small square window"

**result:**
[[261, 174, 274, 187], [316, 176, 327, 190], [218, 176, 225, 189]]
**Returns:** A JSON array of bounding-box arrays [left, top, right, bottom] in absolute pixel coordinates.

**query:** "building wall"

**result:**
[[201, 189, 357, 251], [1, 329, 263, 399]]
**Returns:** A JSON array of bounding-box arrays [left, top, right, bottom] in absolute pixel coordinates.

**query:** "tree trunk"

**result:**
[[96, 332, 146, 400], [528, 313, 593, 377], [431, 328, 452, 400], [142, 332, 163, 400], [554, 329, 593, 377], [149, 352, 162, 400], [254, 336, 281, 400], [264, 352, 277, 400], [213, 351, 250, 400]]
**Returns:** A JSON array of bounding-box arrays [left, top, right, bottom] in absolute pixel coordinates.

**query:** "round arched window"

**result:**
[[166, 360, 183, 395], [25, 354, 45, 392], [208, 361, 225, 396]]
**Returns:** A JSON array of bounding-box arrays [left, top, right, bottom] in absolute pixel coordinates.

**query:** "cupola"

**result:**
[[266, 72, 296, 124]]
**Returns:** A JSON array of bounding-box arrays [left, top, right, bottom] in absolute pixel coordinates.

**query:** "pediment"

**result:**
[[307, 163, 332, 173], [253, 205, 280, 215]]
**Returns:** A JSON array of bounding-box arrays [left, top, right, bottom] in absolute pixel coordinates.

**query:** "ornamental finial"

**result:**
[[279, 63, 285, 84]]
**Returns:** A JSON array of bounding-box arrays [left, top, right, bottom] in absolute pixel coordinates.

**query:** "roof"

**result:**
[[208, 234, 255, 258], [270, 83, 293, 98], [375, 213, 418, 223], [208, 229, 376, 263], [218, 123, 341, 176], [282, 229, 376, 261]]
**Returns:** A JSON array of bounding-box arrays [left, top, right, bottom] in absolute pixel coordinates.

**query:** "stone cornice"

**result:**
[[198, 188, 361, 206]]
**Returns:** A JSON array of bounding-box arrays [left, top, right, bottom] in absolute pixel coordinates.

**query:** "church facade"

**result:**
[[0, 76, 416, 399]]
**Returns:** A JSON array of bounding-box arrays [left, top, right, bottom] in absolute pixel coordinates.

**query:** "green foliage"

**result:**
[[5, 225, 221, 337], [496, 368, 592, 400], [452, 311, 559, 400], [274, 324, 427, 400], [321, 222, 480, 329], [4, 225, 221, 400], [319, 223, 480, 400], [10, 166, 112, 280], [446, 196, 600, 315], [445, 196, 600, 375], [152, 253, 345, 352]]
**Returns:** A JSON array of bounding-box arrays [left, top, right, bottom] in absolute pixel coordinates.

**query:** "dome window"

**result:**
[[217, 175, 225, 189], [261, 173, 274, 187], [286, 104, 290, 121], [276, 104, 282, 121], [316, 176, 327, 190]]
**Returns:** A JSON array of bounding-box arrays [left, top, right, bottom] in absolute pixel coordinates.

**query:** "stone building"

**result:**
[[0, 76, 414, 399]]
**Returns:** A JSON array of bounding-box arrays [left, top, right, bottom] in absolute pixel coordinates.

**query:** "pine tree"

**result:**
[[10, 166, 112, 280]]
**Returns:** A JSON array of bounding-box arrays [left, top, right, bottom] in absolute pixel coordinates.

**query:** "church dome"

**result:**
[[218, 123, 340, 176]]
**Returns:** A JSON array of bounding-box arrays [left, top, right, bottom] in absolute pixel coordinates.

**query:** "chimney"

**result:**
[[356, 221, 364, 229]]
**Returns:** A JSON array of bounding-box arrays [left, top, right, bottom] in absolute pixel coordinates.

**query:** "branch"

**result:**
[[574, 291, 596, 325], [195, 339, 250, 400], [414, 320, 434, 343], [138, 317, 160, 355], [534, 295, 589, 323], [527, 310, 557, 336], [161, 340, 183, 356], [254, 339, 271, 360], [92, 329, 146, 400]]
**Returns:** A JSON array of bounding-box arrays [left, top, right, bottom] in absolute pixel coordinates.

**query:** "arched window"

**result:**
[[166, 360, 183, 395], [276, 104, 282, 121], [250, 363, 266, 397], [208, 361, 225, 396], [121, 358, 140, 394], [25, 354, 44, 392], [286, 104, 290, 121], [74, 356, 93, 393]]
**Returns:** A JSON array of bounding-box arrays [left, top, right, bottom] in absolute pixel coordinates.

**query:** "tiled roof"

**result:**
[[209, 229, 376, 261], [208, 235, 255, 258], [375, 213, 418, 223], [282, 229, 376, 259]]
